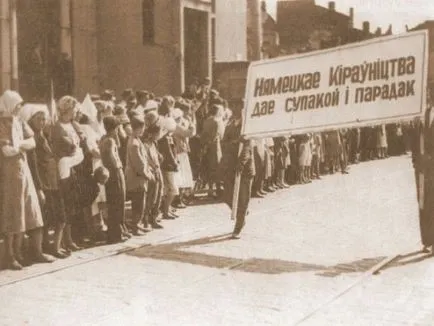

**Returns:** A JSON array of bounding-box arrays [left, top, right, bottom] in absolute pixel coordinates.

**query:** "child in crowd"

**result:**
[[311, 133, 322, 180], [306, 133, 313, 183], [298, 134, 310, 184], [100, 116, 128, 244], [81, 166, 110, 244], [143, 111, 164, 229], [125, 114, 154, 235]]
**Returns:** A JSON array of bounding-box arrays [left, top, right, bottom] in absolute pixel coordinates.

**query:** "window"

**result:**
[[142, 0, 155, 44]]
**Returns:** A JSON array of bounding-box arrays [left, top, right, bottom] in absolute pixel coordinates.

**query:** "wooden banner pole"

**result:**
[[230, 142, 243, 220]]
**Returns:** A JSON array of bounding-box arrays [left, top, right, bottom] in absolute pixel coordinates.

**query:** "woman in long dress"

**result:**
[[376, 124, 388, 159], [201, 105, 225, 198], [0, 90, 54, 270], [172, 106, 196, 206]]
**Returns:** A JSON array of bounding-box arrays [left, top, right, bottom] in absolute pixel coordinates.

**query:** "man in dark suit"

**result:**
[[220, 104, 255, 239], [411, 98, 434, 254]]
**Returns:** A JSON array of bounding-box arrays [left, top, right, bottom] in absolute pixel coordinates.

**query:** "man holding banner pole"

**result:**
[[221, 101, 255, 239], [411, 90, 434, 254], [236, 30, 429, 245]]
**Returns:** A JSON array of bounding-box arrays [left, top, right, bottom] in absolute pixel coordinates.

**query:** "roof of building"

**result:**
[[262, 11, 277, 32], [410, 20, 434, 32], [276, 0, 377, 49], [276, 2, 354, 48]]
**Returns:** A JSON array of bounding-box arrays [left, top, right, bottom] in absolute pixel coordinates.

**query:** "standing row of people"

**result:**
[[0, 83, 412, 270], [249, 125, 408, 199]]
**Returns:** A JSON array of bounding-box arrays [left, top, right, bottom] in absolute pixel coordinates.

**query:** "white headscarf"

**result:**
[[19, 103, 50, 122], [172, 108, 183, 120], [0, 90, 23, 116]]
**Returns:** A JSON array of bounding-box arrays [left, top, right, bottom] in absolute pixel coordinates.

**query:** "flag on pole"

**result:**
[[81, 93, 98, 122], [48, 79, 58, 124]]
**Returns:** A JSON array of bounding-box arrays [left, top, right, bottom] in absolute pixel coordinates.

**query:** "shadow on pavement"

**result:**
[[184, 194, 223, 207], [315, 257, 386, 277], [126, 234, 386, 277], [376, 250, 433, 273]]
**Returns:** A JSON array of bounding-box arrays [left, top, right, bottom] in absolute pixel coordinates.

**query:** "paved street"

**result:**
[[0, 155, 430, 326]]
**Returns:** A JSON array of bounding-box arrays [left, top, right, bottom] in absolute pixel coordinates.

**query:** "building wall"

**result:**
[[246, 0, 263, 61], [71, 0, 99, 99], [0, 0, 242, 98], [0, 0, 11, 91], [277, 1, 352, 53], [261, 5, 279, 58], [214, 0, 247, 62], [96, 0, 183, 96]]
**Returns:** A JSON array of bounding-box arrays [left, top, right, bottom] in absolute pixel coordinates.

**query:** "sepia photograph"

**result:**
[[0, 0, 433, 325]]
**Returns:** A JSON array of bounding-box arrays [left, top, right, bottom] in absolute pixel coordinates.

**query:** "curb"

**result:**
[[0, 221, 228, 288]]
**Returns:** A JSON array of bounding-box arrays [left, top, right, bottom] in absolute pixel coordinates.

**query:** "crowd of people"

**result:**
[[0, 77, 413, 271]]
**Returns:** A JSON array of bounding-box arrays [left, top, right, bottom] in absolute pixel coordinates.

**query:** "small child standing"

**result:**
[[100, 116, 128, 244], [125, 114, 154, 236], [82, 166, 110, 244]]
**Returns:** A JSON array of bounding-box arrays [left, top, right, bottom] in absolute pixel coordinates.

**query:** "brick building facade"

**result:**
[[276, 0, 374, 54], [0, 0, 262, 102]]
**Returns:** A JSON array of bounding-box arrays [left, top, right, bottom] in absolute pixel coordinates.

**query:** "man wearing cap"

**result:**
[[119, 88, 136, 110], [100, 90, 116, 103], [209, 89, 221, 106], [144, 100, 159, 114], [113, 105, 131, 169], [100, 116, 128, 243], [183, 77, 199, 100], [135, 90, 149, 111], [411, 92, 434, 254], [196, 78, 212, 132], [198, 77, 211, 102], [143, 111, 164, 229], [90, 94, 101, 102]]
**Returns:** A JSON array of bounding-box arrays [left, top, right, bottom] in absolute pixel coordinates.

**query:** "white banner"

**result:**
[[241, 31, 429, 138]]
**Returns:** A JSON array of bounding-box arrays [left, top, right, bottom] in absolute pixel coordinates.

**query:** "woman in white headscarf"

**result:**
[[25, 104, 68, 259], [0, 90, 54, 270]]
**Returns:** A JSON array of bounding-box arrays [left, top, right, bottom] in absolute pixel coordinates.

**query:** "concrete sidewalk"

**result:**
[[0, 156, 431, 326], [0, 198, 231, 288], [297, 250, 434, 326]]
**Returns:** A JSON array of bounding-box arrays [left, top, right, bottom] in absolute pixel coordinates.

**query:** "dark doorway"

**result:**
[[17, 0, 61, 102], [183, 8, 209, 88]]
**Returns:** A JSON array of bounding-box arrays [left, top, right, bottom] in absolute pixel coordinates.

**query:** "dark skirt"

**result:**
[[43, 190, 66, 227], [203, 145, 222, 182], [106, 168, 126, 242], [59, 168, 82, 223]]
